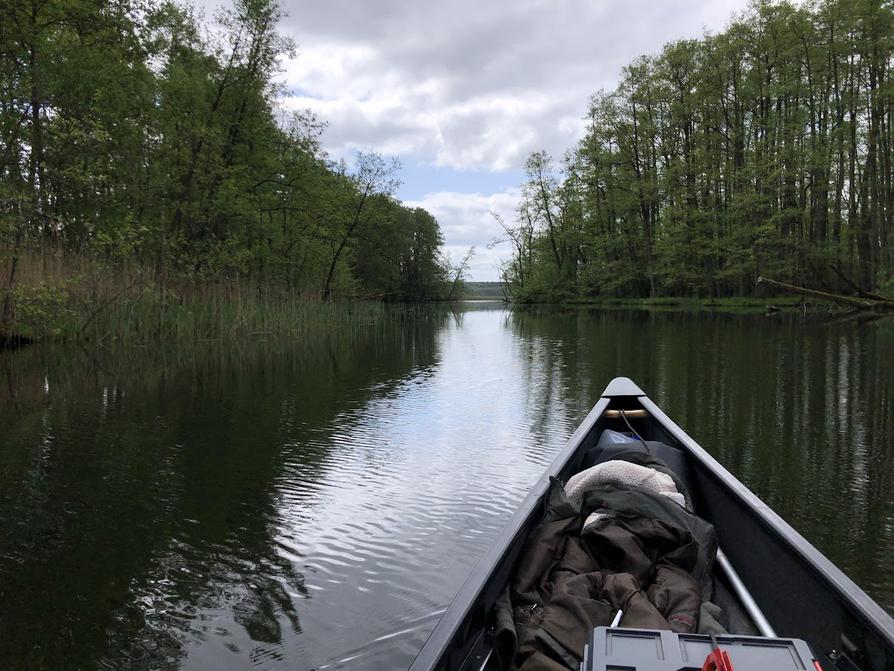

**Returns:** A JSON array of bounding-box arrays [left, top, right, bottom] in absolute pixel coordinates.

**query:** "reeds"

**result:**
[[4, 249, 394, 344]]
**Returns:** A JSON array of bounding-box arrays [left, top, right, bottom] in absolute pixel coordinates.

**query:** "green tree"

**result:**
[[0, 0, 452, 339], [503, 0, 893, 301]]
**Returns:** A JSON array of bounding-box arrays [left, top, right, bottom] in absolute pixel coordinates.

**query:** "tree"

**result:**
[[504, 0, 893, 301], [446, 247, 475, 300], [322, 152, 400, 299], [0, 0, 452, 340]]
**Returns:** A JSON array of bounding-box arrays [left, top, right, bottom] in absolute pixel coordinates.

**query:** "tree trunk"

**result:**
[[757, 276, 893, 311]]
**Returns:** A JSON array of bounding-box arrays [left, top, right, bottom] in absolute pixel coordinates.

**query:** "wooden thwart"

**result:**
[[603, 409, 648, 419]]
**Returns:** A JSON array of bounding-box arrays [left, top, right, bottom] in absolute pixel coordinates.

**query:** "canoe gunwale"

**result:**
[[640, 394, 894, 653]]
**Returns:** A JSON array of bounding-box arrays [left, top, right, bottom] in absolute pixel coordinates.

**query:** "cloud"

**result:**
[[405, 189, 520, 281], [276, 0, 748, 171]]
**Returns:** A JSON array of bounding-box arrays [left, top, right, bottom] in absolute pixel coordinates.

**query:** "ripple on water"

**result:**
[[251, 381, 576, 670]]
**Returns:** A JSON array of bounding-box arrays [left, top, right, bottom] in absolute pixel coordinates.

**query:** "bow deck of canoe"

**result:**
[[409, 377, 894, 671]]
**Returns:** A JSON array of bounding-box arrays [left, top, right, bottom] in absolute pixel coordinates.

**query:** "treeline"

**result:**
[[0, 0, 449, 335], [501, 0, 894, 301]]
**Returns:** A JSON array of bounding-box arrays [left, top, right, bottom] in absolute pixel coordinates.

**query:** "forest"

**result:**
[[500, 0, 894, 302], [0, 0, 450, 340]]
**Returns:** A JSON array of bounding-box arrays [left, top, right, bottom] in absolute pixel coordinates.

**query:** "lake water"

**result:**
[[1, 304, 891, 670]]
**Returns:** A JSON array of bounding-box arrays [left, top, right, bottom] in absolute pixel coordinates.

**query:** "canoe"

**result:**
[[409, 377, 894, 671]]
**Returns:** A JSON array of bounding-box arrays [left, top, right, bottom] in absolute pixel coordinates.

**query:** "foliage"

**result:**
[[12, 282, 79, 337], [501, 0, 894, 301], [0, 0, 450, 338]]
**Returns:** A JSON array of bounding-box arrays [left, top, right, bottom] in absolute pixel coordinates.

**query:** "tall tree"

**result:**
[[502, 0, 894, 301], [322, 152, 400, 299]]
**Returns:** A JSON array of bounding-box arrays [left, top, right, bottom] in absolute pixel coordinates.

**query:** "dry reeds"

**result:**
[[2, 249, 392, 344]]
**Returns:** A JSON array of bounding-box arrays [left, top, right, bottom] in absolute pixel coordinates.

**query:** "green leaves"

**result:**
[[504, 0, 894, 300], [0, 0, 449, 315]]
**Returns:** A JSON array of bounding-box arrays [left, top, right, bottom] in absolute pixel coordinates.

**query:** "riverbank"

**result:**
[[0, 288, 819, 349], [0, 254, 845, 349], [5, 284, 396, 347], [0, 253, 400, 347], [552, 295, 810, 312]]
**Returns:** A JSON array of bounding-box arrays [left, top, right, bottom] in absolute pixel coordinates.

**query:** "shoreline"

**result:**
[[0, 293, 855, 351], [509, 295, 815, 313]]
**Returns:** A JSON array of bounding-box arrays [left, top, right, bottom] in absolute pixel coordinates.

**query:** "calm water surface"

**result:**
[[0, 305, 892, 670]]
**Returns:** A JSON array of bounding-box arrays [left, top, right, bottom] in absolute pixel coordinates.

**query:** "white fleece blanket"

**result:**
[[564, 459, 686, 508]]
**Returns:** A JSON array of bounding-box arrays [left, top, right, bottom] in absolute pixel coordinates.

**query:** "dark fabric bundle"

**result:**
[[493, 454, 717, 671]]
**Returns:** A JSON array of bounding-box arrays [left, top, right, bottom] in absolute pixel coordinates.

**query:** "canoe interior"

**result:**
[[409, 378, 894, 671]]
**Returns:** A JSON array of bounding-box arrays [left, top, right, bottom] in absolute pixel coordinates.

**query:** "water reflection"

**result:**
[[0, 306, 891, 670], [1, 315, 454, 670]]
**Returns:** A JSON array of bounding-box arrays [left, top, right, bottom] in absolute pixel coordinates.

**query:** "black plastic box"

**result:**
[[581, 627, 818, 671]]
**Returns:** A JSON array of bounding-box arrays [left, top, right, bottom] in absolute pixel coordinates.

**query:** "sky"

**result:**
[[266, 0, 751, 280]]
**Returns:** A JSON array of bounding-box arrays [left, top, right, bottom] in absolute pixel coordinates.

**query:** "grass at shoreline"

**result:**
[[7, 285, 814, 347], [9, 282, 397, 345], [2, 252, 403, 346], [0, 249, 834, 348], [559, 295, 809, 312]]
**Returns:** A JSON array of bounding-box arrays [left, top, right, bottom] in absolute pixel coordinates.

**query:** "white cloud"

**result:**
[[406, 189, 520, 281], [276, 0, 748, 170]]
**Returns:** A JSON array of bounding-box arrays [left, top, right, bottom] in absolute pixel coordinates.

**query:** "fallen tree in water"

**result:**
[[757, 277, 894, 312]]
